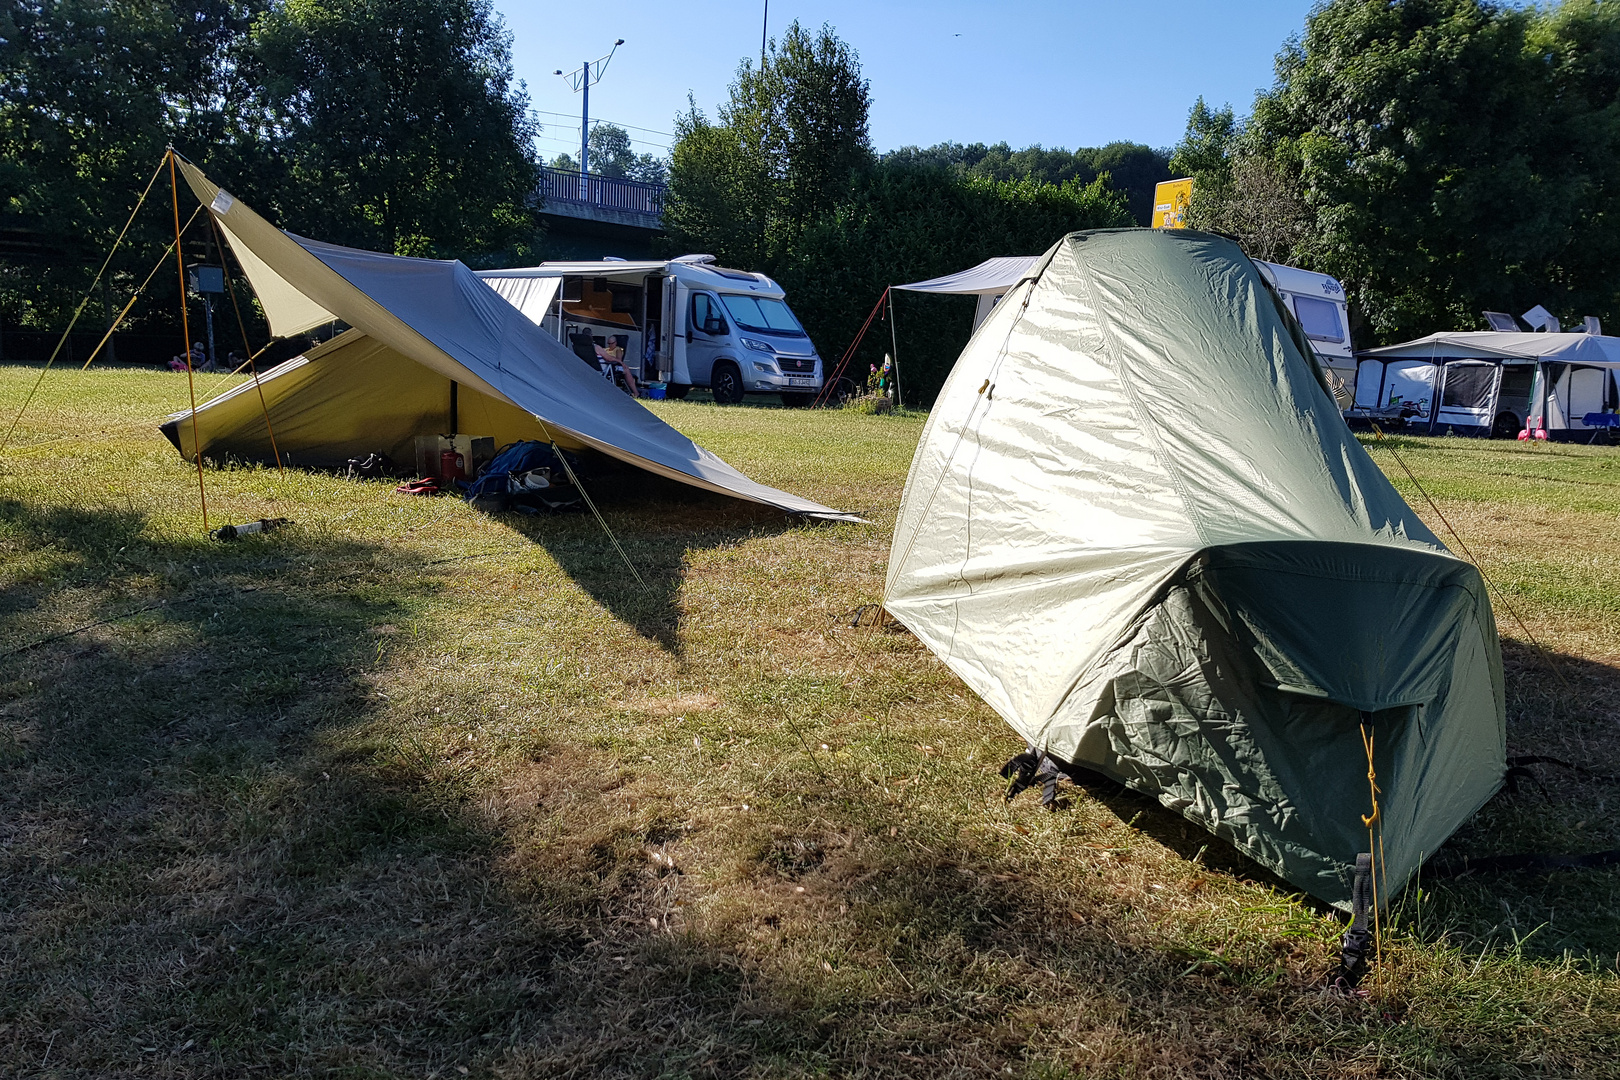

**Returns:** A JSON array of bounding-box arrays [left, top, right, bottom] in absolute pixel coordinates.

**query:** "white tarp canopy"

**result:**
[[894, 256, 1041, 296], [895, 256, 1041, 332], [168, 159, 858, 522]]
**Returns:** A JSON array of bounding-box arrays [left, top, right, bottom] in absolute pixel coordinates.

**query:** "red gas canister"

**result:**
[[439, 449, 466, 481]]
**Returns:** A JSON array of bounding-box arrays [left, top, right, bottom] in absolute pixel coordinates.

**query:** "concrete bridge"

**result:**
[[537, 168, 665, 259]]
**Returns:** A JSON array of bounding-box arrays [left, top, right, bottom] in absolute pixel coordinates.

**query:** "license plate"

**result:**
[[787, 377, 817, 387]]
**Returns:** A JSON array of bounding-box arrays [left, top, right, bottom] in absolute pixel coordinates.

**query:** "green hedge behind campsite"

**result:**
[[727, 164, 1133, 407]]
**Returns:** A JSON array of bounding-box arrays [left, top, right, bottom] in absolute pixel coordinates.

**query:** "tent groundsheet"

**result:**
[[161, 160, 858, 522], [885, 229, 1505, 908]]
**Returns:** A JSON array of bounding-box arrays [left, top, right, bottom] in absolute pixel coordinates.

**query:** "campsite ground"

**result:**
[[1, 364, 1618, 1079]]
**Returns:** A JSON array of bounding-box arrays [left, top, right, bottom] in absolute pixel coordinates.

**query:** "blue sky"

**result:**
[[493, 0, 1320, 165]]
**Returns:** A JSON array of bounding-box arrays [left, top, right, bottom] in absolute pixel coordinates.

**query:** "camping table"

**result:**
[[1581, 413, 1620, 443]]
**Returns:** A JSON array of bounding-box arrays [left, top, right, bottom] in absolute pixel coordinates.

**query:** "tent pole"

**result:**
[[169, 148, 209, 532], [887, 288, 902, 408], [450, 380, 458, 433], [206, 209, 284, 474]]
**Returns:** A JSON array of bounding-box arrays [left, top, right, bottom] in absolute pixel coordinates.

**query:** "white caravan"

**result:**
[[477, 256, 824, 405], [1254, 260, 1355, 408]]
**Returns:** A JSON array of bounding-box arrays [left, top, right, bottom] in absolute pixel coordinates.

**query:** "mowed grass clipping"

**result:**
[[0, 363, 1616, 1079]]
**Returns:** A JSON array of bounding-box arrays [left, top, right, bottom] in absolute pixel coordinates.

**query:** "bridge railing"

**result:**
[[538, 168, 666, 218]]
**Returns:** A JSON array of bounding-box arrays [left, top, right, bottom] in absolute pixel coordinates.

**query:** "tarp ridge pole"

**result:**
[[169, 147, 209, 531], [0, 153, 168, 458], [206, 209, 284, 475]]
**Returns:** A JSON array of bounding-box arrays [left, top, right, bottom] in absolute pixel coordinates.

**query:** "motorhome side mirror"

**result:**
[[704, 317, 726, 335]]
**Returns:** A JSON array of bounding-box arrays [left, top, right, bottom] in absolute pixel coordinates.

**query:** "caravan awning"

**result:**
[[894, 256, 1039, 296], [1363, 331, 1620, 365], [170, 160, 859, 522]]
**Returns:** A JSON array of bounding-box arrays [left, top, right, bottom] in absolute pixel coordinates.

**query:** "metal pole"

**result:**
[[762, 0, 768, 67], [580, 60, 590, 188], [887, 288, 902, 409], [203, 293, 216, 369]]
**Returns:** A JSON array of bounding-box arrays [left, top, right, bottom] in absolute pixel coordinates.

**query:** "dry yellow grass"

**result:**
[[0, 365, 1617, 1078]]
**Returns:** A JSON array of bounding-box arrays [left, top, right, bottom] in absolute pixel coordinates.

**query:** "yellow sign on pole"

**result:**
[[1152, 178, 1194, 229]]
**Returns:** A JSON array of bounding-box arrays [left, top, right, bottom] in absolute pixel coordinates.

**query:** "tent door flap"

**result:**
[[1435, 361, 1501, 430]]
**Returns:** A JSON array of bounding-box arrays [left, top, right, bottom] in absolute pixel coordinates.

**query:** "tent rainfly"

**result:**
[[159, 160, 857, 522], [885, 229, 1505, 909], [894, 256, 1040, 332]]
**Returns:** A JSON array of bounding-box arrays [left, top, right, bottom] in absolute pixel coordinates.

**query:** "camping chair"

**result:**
[[569, 333, 603, 373]]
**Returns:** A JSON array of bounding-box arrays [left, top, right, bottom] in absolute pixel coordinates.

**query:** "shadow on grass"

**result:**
[[0, 498, 574, 1076], [490, 458, 801, 654]]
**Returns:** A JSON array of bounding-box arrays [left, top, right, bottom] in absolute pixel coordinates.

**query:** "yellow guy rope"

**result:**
[[0, 156, 168, 457], [77, 205, 203, 370], [1359, 721, 1386, 993]]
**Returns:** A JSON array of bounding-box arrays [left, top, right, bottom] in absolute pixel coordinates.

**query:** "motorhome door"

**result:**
[[1435, 361, 1501, 432], [671, 279, 692, 385]]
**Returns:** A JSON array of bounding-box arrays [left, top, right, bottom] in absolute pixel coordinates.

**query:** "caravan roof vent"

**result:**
[[1522, 305, 1560, 333], [1483, 311, 1521, 332], [673, 254, 717, 264], [1585, 316, 1602, 335]]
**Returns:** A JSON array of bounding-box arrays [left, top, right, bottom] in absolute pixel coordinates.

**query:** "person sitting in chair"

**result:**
[[595, 335, 638, 397]]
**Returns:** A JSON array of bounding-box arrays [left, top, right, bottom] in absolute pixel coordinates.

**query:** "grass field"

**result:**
[[2, 363, 1618, 1078]]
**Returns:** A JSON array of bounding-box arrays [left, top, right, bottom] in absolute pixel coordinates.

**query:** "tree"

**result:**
[[882, 140, 1171, 225], [551, 123, 667, 184], [250, 0, 542, 262], [1236, 0, 1620, 340], [0, 0, 267, 333], [665, 21, 871, 268]]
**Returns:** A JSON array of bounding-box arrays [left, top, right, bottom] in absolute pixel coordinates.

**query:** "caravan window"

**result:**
[[1292, 295, 1345, 343]]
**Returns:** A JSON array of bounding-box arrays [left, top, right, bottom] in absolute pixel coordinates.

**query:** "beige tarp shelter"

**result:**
[[161, 160, 856, 522], [885, 229, 1505, 908]]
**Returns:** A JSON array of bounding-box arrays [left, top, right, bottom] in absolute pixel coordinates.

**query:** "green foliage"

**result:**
[[1197, 0, 1620, 343], [666, 21, 872, 270], [1167, 97, 1235, 186], [250, 0, 541, 262], [0, 0, 266, 333], [667, 24, 1131, 406], [780, 166, 1131, 405], [0, 0, 542, 337], [884, 140, 1171, 226], [551, 123, 667, 184]]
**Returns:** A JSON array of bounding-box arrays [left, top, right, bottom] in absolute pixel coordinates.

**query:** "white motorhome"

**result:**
[[477, 256, 824, 405], [1255, 260, 1355, 407]]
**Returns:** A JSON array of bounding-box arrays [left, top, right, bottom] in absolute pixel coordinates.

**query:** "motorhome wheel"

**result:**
[[711, 361, 745, 405]]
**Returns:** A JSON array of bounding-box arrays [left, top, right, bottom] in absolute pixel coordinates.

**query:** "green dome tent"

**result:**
[[884, 229, 1505, 909]]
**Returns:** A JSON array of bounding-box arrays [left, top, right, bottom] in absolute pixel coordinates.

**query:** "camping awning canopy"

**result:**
[[894, 256, 1039, 296], [173, 159, 858, 522], [1363, 331, 1620, 365]]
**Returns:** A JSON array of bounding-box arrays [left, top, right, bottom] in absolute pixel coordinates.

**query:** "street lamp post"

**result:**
[[554, 39, 624, 201]]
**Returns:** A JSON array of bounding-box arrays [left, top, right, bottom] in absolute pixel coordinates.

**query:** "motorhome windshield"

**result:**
[[720, 294, 806, 336]]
